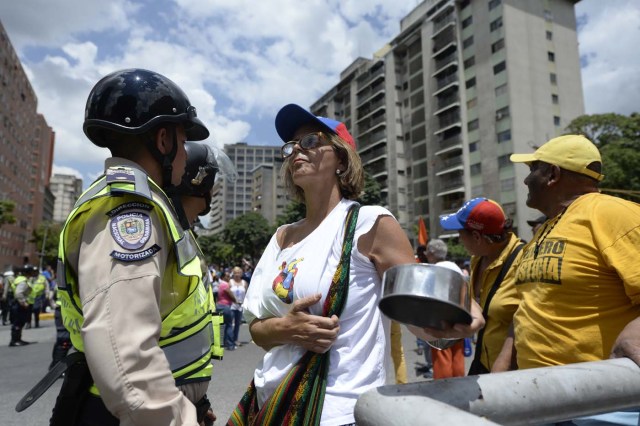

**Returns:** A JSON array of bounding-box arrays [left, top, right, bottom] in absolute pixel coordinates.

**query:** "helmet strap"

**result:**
[[169, 194, 192, 231], [147, 126, 179, 190]]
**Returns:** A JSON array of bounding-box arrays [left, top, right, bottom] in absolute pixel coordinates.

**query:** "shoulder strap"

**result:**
[[471, 240, 524, 370]]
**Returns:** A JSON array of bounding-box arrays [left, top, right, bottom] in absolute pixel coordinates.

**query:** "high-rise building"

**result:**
[[50, 174, 83, 223], [250, 158, 287, 226], [207, 142, 281, 233], [311, 0, 583, 241], [0, 22, 55, 270]]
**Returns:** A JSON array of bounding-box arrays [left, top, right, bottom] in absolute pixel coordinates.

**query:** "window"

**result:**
[[546, 30, 553, 40], [492, 39, 505, 53], [469, 141, 478, 152], [466, 77, 476, 88], [468, 119, 479, 131], [490, 17, 503, 32], [493, 61, 506, 74], [463, 36, 474, 49], [550, 73, 557, 84], [548, 51, 555, 62], [462, 16, 473, 28], [470, 163, 482, 175], [467, 97, 477, 109], [460, 0, 470, 9], [501, 177, 515, 192], [554, 116, 561, 126], [495, 83, 508, 97], [544, 9, 553, 21], [498, 154, 511, 168], [552, 94, 559, 104], [496, 106, 510, 120], [497, 129, 511, 142], [489, 0, 501, 10], [464, 56, 476, 69]]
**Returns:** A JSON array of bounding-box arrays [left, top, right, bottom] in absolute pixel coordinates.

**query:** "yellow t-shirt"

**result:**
[[471, 233, 523, 370], [514, 193, 640, 369]]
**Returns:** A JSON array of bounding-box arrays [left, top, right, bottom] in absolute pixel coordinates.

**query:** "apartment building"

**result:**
[[311, 0, 583, 241], [207, 142, 281, 234], [0, 22, 55, 270], [50, 173, 83, 223]]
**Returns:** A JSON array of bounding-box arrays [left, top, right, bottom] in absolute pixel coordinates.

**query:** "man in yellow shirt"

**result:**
[[510, 134, 640, 425]]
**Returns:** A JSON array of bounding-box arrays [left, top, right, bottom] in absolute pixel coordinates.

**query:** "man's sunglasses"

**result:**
[[281, 132, 330, 158]]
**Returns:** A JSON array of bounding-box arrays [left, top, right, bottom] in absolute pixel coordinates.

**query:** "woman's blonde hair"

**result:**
[[280, 132, 364, 203]]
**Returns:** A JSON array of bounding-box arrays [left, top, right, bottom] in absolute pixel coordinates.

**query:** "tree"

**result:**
[[222, 212, 272, 265], [357, 172, 382, 206], [446, 238, 469, 262], [275, 201, 306, 227], [565, 113, 640, 201], [0, 200, 17, 227], [197, 233, 236, 267], [31, 221, 62, 268]]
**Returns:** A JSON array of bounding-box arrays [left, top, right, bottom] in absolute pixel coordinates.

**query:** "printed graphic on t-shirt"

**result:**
[[272, 258, 303, 303], [515, 238, 566, 285]]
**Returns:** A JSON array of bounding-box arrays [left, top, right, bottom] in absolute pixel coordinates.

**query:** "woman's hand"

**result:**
[[249, 293, 340, 353], [407, 299, 485, 341], [284, 294, 340, 353]]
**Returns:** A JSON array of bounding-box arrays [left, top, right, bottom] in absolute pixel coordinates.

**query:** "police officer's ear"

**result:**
[[154, 127, 173, 156]]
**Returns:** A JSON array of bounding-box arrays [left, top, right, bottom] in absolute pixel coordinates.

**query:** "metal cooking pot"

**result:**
[[379, 263, 471, 330]]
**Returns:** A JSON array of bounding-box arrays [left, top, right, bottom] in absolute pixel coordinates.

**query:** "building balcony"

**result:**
[[435, 156, 463, 175], [357, 114, 386, 135], [356, 66, 385, 92], [360, 145, 388, 164], [356, 81, 385, 106], [356, 97, 386, 122], [432, 52, 458, 77], [358, 129, 387, 151], [432, 15, 456, 38], [433, 94, 460, 115], [434, 134, 463, 155]]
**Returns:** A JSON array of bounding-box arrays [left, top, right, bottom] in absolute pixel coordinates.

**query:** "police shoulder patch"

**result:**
[[110, 211, 152, 250]]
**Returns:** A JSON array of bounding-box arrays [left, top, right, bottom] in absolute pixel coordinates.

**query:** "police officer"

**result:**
[[0, 270, 14, 325], [9, 266, 32, 346], [26, 266, 46, 328], [54, 69, 222, 425], [168, 142, 237, 230]]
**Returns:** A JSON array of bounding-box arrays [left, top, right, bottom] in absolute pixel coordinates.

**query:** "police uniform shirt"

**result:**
[[65, 157, 205, 425]]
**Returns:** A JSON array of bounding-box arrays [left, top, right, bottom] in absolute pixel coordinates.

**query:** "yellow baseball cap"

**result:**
[[510, 134, 604, 181]]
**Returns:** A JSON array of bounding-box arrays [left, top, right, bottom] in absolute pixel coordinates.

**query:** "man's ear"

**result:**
[[154, 127, 170, 155], [547, 164, 562, 186]]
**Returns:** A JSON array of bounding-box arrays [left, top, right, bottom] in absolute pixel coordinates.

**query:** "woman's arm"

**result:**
[[249, 294, 340, 353], [359, 215, 485, 340]]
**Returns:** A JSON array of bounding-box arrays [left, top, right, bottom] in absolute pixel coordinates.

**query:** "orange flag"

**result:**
[[418, 216, 428, 246]]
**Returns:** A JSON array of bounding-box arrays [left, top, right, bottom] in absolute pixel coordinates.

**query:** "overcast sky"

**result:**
[[1, 0, 638, 186]]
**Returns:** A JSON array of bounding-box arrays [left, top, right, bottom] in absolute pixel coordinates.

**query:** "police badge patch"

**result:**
[[110, 212, 152, 250]]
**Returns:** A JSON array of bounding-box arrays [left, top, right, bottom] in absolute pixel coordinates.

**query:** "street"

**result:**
[[0, 316, 464, 425]]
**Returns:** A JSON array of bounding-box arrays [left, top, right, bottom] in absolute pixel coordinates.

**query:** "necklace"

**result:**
[[533, 208, 567, 258]]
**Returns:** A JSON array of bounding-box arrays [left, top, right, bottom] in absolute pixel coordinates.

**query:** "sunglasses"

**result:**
[[281, 132, 330, 158]]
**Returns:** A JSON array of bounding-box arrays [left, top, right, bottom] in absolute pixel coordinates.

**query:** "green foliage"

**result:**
[[275, 201, 306, 227], [565, 112, 640, 201], [357, 172, 382, 206], [446, 238, 469, 262], [197, 233, 235, 266], [0, 200, 17, 227], [221, 212, 272, 265], [30, 221, 62, 268]]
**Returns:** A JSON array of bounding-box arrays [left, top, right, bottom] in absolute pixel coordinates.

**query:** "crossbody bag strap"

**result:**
[[471, 241, 524, 371]]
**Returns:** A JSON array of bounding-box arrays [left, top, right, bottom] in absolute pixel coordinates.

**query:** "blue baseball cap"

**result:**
[[440, 197, 506, 234], [275, 103, 356, 150]]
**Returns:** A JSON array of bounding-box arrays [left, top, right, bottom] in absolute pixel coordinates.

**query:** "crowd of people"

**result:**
[[4, 67, 638, 426]]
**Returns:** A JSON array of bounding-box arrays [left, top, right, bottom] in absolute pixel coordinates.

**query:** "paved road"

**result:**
[[0, 316, 470, 424]]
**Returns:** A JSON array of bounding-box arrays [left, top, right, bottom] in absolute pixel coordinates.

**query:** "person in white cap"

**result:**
[[510, 134, 640, 425]]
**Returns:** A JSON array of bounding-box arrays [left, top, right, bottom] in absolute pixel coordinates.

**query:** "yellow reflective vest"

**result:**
[[57, 165, 223, 393], [27, 274, 47, 305]]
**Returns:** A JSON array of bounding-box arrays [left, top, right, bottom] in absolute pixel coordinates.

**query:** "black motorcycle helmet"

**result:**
[[83, 68, 209, 147], [168, 142, 237, 229]]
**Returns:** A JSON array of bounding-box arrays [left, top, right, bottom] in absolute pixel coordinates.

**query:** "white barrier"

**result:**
[[355, 358, 640, 425]]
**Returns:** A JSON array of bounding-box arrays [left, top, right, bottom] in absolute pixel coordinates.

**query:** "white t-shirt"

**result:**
[[243, 199, 393, 426], [230, 279, 247, 311]]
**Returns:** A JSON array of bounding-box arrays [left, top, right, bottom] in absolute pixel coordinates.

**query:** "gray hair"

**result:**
[[426, 239, 448, 262]]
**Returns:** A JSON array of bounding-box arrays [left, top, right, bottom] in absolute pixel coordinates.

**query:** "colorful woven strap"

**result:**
[[228, 204, 360, 426]]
